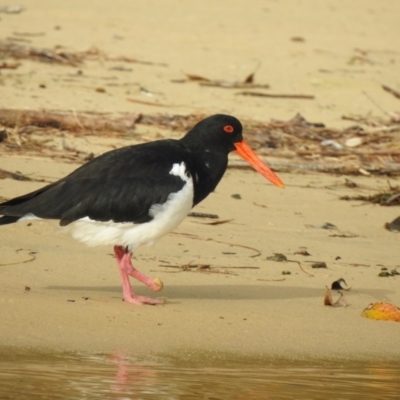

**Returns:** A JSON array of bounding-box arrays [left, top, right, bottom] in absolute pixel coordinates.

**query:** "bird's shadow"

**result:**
[[44, 284, 391, 301]]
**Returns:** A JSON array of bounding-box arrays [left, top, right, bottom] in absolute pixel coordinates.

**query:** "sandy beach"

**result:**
[[0, 0, 399, 362]]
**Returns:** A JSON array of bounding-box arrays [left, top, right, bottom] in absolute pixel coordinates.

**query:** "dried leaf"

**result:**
[[243, 71, 255, 84], [385, 216, 400, 232], [306, 223, 337, 230], [267, 253, 287, 262], [341, 191, 400, 206], [344, 178, 358, 188], [391, 269, 400, 275], [321, 223, 337, 230], [362, 302, 400, 322], [311, 262, 327, 269], [291, 36, 305, 42], [294, 250, 311, 256], [378, 269, 400, 277]]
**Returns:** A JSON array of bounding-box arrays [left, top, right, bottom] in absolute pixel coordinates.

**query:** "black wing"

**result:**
[[0, 140, 192, 226]]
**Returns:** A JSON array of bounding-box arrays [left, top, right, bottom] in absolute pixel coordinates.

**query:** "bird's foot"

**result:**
[[114, 245, 165, 305], [123, 292, 165, 305]]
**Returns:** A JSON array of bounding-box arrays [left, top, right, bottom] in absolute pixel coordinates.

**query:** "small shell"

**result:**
[[153, 277, 164, 292], [345, 137, 363, 147], [320, 140, 343, 150]]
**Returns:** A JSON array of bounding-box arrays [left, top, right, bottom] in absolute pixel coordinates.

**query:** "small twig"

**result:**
[[200, 81, 270, 89], [188, 212, 219, 219], [253, 202, 268, 208], [237, 91, 315, 99], [208, 238, 262, 258], [382, 84, 400, 100], [71, 109, 85, 130], [159, 263, 258, 270], [385, 192, 400, 205], [171, 232, 262, 258], [204, 270, 238, 276], [348, 263, 371, 267], [257, 278, 286, 282], [362, 90, 391, 116], [150, 269, 181, 273], [126, 98, 171, 107], [157, 263, 238, 276], [197, 219, 234, 226], [0, 253, 36, 266], [287, 260, 314, 276], [0, 168, 38, 181]]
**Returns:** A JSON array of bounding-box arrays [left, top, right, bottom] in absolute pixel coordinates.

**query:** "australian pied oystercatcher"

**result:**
[[0, 114, 284, 305]]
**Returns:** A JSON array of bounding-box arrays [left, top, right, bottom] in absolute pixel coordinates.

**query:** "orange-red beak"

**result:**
[[234, 140, 285, 188]]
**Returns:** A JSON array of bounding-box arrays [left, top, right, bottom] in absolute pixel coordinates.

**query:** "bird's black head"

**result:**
[[181, 114, 243, 153], [181, 114, 285, 188]]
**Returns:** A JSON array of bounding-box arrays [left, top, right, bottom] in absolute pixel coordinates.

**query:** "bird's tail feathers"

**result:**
[[0, 215, 20, 225]]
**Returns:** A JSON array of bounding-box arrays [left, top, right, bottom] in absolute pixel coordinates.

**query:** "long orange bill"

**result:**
[[234, 140, 285, 188]]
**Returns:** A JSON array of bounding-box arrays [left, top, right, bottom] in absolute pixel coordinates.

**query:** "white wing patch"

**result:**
[[66, 162, 194, 250]]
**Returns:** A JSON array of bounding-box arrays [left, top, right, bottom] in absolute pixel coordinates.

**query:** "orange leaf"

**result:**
[[361, 302, 400, 322]]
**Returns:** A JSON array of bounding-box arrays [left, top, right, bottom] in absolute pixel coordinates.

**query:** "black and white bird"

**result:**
[[0, 114, 284, 305]]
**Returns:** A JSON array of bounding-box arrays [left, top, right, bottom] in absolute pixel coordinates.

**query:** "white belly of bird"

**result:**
[[67, 162, 194, 250]]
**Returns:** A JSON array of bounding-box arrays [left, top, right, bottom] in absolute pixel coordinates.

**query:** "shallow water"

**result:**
[[0, 349, 399, 399]]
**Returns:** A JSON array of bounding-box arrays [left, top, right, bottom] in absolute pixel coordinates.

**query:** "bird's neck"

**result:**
[[185, 147, 228, 206]]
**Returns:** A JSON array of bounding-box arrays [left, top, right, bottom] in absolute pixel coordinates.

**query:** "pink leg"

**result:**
[[114, 245, 164, 305]]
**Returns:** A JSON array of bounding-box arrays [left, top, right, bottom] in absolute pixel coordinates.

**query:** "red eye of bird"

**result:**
[[223, 125, 234, 133]]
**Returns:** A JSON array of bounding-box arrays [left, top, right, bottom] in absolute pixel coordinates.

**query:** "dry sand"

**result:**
[[0, 0, 399, 361]]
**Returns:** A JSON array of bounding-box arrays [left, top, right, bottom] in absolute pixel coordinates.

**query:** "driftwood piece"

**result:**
[[0, 109, 399, 176], [0, 109, 141, 133]]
